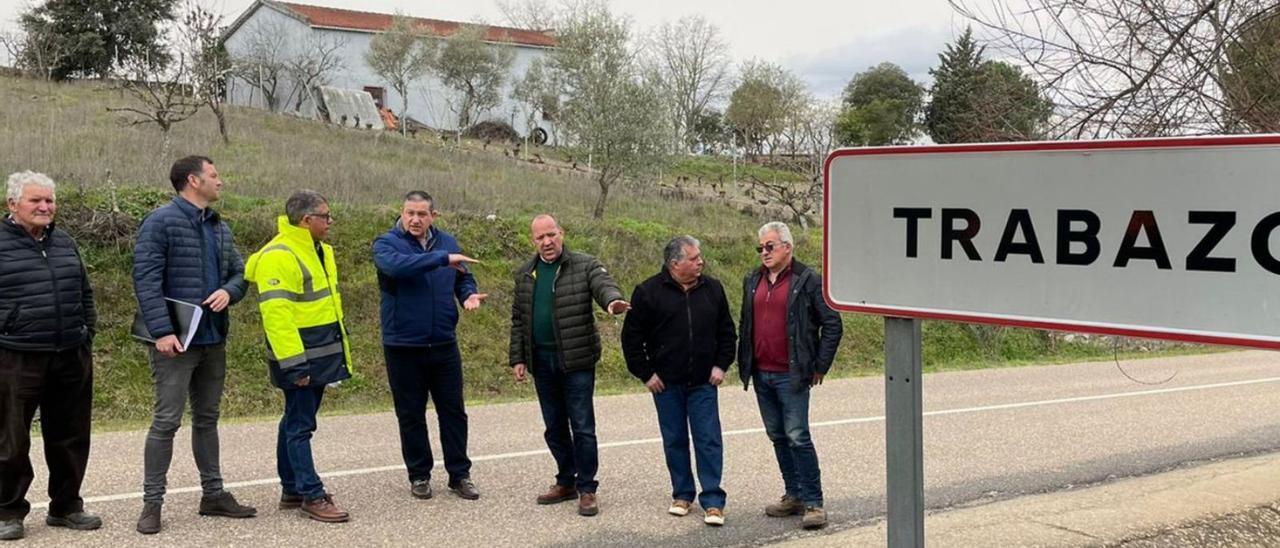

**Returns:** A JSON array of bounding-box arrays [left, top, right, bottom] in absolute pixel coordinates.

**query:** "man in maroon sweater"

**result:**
[[737, 221, 843, 530]]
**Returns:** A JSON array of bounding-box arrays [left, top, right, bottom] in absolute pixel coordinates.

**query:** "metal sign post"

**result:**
[[885, 317, 924, 547]]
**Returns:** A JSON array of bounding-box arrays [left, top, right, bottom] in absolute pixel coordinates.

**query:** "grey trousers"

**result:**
[[142, 344, 227, 504]]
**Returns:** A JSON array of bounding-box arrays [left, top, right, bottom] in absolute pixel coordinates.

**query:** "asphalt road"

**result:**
[[12, 350, 1280, 546]]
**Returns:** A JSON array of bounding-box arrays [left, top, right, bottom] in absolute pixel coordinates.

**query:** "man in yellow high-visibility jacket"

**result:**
[[244, 190, 351, 524]]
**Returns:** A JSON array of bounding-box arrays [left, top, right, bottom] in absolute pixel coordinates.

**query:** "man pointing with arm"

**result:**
[[509, 214, 628, 517], [374, 191, 485, 502]]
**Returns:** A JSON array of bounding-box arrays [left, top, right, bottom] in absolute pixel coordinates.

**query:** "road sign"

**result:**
[[823, 135, 1280, 349]]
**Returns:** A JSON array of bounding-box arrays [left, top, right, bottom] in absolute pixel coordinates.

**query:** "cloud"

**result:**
[[784, 25, 954, 100]]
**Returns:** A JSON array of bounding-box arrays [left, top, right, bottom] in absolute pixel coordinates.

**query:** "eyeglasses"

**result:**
[[756, 241, 787, 254], [308, 213, 334, 224]]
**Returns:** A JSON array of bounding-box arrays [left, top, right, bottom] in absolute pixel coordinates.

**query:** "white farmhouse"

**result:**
[[222, 0, 557, 142]]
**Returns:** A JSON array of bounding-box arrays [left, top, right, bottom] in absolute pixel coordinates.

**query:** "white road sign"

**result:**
[[823, 136, 1280, 349]]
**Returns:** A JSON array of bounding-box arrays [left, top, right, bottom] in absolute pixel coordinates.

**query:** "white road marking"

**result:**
[[39, 375, 1280, 509]]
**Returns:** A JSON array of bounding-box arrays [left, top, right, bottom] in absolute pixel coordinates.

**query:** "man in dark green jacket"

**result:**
[[509, 214, 628, 516]]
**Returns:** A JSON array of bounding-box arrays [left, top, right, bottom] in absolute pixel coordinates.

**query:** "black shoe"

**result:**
[[0, 519, 22, 541], [46, 511, 102, 530], [198, 491, 257, 518], [279, 492, 304, 510], [448, 478, 479, 500], [411, 479, 433, 500], [136, 503, 161, 535]]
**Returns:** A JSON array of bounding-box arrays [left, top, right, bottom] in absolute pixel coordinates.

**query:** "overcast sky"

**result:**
[[0, 0, 965, 99]]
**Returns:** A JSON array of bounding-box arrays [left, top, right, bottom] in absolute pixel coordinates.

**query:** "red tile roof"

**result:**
[[275, 2, 557, 48]]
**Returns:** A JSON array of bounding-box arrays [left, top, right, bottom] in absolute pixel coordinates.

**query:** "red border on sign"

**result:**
[[821, 134, 1280, 350]]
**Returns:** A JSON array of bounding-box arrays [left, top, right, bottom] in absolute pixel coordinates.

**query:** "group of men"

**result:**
[[0, 155, 843, 541]]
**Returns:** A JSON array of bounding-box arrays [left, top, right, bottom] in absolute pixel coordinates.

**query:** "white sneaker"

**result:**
[[668, 499, 691, 516], [704, 507, 725, 526]]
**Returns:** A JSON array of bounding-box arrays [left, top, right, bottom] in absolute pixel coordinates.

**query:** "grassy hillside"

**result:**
[[0, 75, 1178, 426]]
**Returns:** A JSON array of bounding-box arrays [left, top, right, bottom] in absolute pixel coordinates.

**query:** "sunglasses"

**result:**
[[756, 242, 787, 254]]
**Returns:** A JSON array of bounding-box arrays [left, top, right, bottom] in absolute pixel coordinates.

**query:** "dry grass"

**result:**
[[0, 74, 1151, 425], [0, 75, 722, 229]]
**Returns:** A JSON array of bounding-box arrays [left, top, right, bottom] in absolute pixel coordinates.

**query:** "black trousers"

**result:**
[[384, 343, 471, 483], [0, 345, 93, 520]]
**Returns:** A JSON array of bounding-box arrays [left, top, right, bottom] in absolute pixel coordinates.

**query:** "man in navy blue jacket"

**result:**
[[131, 156, 256, 535], [373, 190, 486, 501]]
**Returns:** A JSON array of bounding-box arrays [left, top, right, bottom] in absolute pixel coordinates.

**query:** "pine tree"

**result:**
[[19, 0, 177, 80], [925, 27, 1053, 143], [924, 28, 985, 144]]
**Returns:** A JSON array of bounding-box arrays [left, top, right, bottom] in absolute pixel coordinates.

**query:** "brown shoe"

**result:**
[[801, 506, 828, 530], [300, 494, 349, 523], [536, 484, 577, 505], [577, 492, 599, 516], [765, 495, 805, 517], [703, 507, 725, 526]]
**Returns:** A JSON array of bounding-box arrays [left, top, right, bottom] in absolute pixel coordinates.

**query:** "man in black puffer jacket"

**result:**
[[131, 156, 254, 535], [0, 172, 100, 541], [509, 214, 628, 517]]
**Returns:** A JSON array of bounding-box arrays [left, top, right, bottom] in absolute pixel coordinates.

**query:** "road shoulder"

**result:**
[[782, 451, 1280, 547]]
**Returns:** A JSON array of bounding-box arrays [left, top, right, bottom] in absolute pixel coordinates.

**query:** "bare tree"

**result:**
[[743, 173, 822, 229], [108, 50, 201, 160], [366, 15, 436, 136], [798, 99, 840, 174], [740, 98, 834, 229], [495, 0, 559, 30], [4, 23, 68, 81], [0, 30, 21, 69], [286, 33, 348, 112], [648, 15, 732, 152], [950, 0, 1280, 138], [232, 17, 290, 112], [181, 2, 232, 144], [776, 82, 815, 158], [1221, 7, 1280, 132]]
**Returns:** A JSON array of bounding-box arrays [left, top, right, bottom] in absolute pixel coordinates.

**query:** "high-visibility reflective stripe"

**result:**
[[276, 354, 307, 369], [304, 342, 345, 359], [261, 245, 316, 293], [268, 341, 345, 365], [257, 287, 332, 303]]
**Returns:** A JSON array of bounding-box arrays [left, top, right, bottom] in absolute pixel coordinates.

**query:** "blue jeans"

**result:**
[[384, 344, 471, 483], [531, 350, 598, 493], [754, 371, 823, 507], [277, 385, 326, 501], [653, 383, 726, 510]]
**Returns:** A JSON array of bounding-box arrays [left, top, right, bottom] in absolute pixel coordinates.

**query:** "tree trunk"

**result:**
[[212, 103, 230, 145], [401, 87, 410, 137], [593, 175, 611, 219], [159, 130, 173, 174]]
